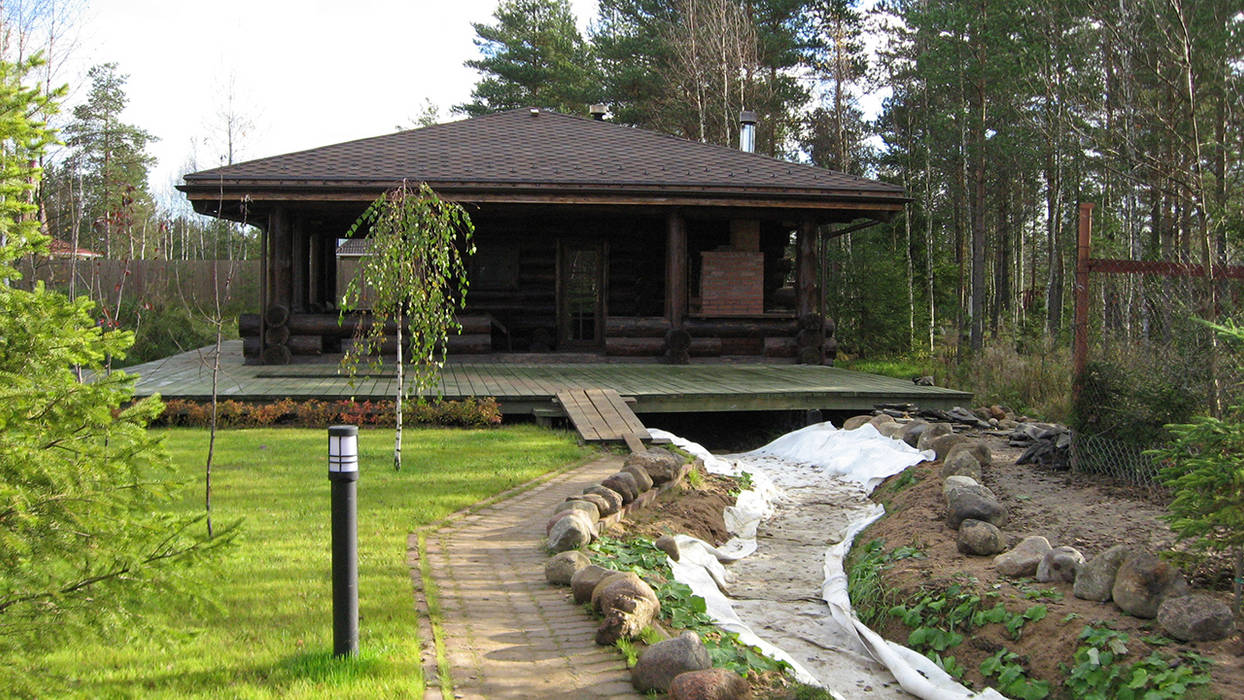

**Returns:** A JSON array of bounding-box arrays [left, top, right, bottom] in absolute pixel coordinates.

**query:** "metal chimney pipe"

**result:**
[[739, 110, 757, 153]]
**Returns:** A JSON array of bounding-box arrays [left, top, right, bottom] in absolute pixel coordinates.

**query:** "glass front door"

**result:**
[[558, 241, 605, 348]]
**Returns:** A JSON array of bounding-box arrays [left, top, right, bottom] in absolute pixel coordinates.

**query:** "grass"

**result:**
[[31, 425, 592, 698]]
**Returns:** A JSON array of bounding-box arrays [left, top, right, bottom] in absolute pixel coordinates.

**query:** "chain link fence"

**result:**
[[1072, 268, 1244, 488]]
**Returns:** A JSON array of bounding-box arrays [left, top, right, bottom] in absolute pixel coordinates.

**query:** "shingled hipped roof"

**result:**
[[181, 108, 904, 205]]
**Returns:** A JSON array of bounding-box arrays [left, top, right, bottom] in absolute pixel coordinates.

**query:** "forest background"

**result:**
[[8, 0, 1242, 422]]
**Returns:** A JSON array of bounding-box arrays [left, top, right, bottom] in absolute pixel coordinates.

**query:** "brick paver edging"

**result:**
[[408, 454, 645, 699]]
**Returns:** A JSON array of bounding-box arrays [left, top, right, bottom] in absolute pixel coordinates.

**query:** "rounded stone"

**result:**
[[631, 631, 711, 693], [546, 511, 595, 552], [1035, 546, 1084, 583], [571, 565, 614, 604], [1074, 545, 1135, 602], [900, 419, 929, 448], [930, 433, 969, 461], [624, 447, 684, 485], [668, 668, 750, 700], [582, 485, 624, 515], [602, 472, 640, 503], [552, 499, 600, 521], [1112, 552, 1189, 619], [946, 440, 991, 467], [994, 536, 1052, 577], [622, 463, 654, 492], [916, 422, 954, 451], [545, 550, 590, 585], [842, 414, 872, 430], [957, 518, 1006, 556], [1157, 594, 1236, 641], [655, 534, 680, 562], [940, 450, 982, 482]]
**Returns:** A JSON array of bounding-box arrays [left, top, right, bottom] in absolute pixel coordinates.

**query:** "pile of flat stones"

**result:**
[[844, 407, 1236, 644], [543, 447, 751, 700]]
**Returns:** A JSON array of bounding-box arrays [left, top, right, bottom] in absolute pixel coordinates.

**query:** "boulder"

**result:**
[[1074, 545, 1134, 602], [571, 565, 614, 604], [547, 511, 595, 552], [916, 423, 954, 451], [868, 414, 896, 429], [655, 534, 681, 562], [1112, 552, 1188, 619], [582, 485, 624, 515], [994, 536, 1052, 577], [942, 475, 980, 500], [621, 463, 654, 492], [945, 481, 1007, 528], [668, 668, 751, 700], [551, 499, 600, 521], [877, 421, 906, 439], [940, 450, 983, 482], [1036, 546, 1084, 583], [625, 448, 684, 485], [989, 405, 1008, 420], [601, 473, 639, 504], [592, 572, 660, 645], [957, 519, 1006, 556], [946, 440, 991, 467], [900, 420, 929, 448], [631, 631, 711, 693], [545, 550, 590, 585], [1157, 594, 1237, 641], [566, 493, 611, 515], [842, 414, 872, 430], [930, 433, 969, 461]]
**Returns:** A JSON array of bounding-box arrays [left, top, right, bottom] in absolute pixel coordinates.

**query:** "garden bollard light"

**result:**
[[328, 425, 359, 657]]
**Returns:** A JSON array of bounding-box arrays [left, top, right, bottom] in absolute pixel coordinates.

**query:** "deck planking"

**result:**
[[122, 341, 973, 415]]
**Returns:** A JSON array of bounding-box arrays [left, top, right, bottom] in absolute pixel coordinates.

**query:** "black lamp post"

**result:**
[[328, 424, 359, 657]]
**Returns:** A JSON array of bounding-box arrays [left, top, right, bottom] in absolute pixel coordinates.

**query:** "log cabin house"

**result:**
[[177, 107, 907, 365]]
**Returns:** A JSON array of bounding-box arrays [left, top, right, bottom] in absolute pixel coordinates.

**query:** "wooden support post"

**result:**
[[665, 211, 687, 328], [267, 206, 293, 314], [1073, 203, 1093, 394], [796, 219, 820, 317]]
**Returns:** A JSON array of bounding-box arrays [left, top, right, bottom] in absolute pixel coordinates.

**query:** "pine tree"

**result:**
[[457, 0, 600, 116], [60, 63, 156, 258]]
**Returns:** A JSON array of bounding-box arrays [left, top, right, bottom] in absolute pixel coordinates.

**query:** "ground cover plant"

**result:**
[[23, 425, 591, 698]]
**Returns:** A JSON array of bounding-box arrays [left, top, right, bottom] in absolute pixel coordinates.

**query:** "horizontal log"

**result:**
[[285, 313, 493, 337], [720, 337, 764, 355], [605, 316, 671, 337], [689, 337, 722, 357], [685, 318, 798, 337], [342, 333, 492, 356], [288, 334, 322, 355], [446, 333, 492, 354], [605, 337, 665, 356], [239, 313, 260, 336], [764, 336, 797, 358]]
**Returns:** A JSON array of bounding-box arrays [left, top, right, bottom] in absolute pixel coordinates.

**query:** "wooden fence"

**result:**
[[14, 258, 260, 311]]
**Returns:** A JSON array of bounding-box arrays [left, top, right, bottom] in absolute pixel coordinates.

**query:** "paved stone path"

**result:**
[[410, 455, 642, 700]]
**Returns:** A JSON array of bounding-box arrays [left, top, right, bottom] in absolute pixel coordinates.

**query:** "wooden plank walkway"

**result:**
[[120, 341, 974, 414], [555, 389, 649, 451]]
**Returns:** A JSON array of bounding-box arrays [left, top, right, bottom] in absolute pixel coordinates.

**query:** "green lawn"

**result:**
[[34, 425, 592, 698]]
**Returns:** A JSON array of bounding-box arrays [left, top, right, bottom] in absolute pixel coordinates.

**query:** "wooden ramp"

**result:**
[[555, 389, 650, 452]]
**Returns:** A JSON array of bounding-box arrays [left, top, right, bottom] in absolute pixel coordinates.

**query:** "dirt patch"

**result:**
[[861, 433, 1244, 697], [616, 472, 736, 546]]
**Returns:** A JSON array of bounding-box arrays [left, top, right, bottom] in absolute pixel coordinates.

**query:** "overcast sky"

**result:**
[[61, 0, 600, 202]]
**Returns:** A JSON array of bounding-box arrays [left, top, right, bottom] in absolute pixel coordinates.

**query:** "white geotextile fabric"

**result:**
[[647, 424, 1007, 700]]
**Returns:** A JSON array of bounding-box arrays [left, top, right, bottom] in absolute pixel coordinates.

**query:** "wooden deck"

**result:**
[[555, 389, 650, 451], [121, 341, 973, 414]]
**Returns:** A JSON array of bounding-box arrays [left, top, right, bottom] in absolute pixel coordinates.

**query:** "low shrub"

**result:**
[[157, 396, 502, 428]]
